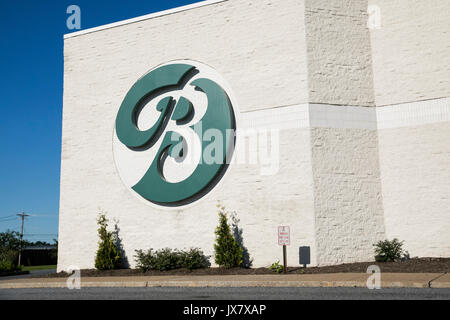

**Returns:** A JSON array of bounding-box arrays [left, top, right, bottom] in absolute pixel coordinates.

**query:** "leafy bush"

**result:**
[[134, 248, 209, 272], [134, 249, 155, 272], [374, 238, 405, 262], [95, 211, 121, 270], [180, 248, 210, 271], [214, 204, 243, 268], [0, 249, 21, 272], [269, 260, 283, 274]]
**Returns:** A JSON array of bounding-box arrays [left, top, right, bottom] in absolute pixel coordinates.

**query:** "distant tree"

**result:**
[[0, 230, 23, 251], [28, 241, 52, 247], [0, 231, 23, 272], [0, 230, 55, 250]]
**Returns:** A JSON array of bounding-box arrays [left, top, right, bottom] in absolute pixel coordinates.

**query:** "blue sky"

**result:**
[[0, 0, 200, 243]]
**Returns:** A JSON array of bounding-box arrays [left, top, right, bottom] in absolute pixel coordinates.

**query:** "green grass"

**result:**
[[22, 265, 56, 271]]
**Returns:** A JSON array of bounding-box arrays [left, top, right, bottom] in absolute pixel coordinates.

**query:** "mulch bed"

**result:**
[[37, 258, 449, 278], [0, 270, 29, 277]]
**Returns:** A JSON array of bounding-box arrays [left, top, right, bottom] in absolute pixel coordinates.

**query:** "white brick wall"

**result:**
[[369, 0, 450, 258], [369, 0, 450, 106], [305, 0, 375, 106], [59, 0, 315, 271], [310, 127, 386, 266], [378, 121, 450, 258], [63, 0, 309, 113], [59, 0, 450, 271]]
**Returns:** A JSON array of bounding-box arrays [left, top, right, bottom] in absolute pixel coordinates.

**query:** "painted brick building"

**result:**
[[58, 0, 450, 271]]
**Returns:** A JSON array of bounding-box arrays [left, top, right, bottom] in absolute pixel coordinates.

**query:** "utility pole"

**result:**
[[17, 212, 29, 266]]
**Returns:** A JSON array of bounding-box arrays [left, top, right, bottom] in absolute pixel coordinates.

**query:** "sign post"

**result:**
[[278, 226, 290, 274]]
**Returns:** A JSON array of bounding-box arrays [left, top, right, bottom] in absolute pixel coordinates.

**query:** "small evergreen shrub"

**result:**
[[95, 211, 121, 270], [214, 204, 243, 268], [134, 248, 209, 271], [374, 238, 405, 262]]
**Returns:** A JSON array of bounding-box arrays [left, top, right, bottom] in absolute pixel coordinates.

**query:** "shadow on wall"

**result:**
[[113, 221, 129, 269], [230, 213, 253, 268]]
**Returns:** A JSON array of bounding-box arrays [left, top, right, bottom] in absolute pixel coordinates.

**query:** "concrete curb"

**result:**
[[0, 273, 448, 289], [429, 273, 450, 288], [1, 279, 448, 289], [0, 281, 441, 289]]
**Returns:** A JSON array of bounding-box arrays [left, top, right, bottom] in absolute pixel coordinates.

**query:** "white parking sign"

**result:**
[[278, 226, 290, 246]]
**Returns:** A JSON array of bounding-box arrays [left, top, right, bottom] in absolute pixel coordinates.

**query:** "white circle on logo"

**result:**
[[112, 60, 240, 210]]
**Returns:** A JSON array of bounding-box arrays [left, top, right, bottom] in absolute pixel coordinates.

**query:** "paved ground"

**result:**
[[0, 287, 449, 300]]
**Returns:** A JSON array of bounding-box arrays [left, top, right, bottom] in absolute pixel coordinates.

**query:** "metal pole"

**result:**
[[17, 212, 29, 266], [283, 245, 287, 274]]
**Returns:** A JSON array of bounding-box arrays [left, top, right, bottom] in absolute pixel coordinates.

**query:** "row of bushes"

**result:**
[[95, 204, 245, 271], [135, 248, 209, 271]]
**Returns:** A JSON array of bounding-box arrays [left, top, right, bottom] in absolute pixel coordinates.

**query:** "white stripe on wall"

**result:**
[[309, 104, 377, 130], [241, 97, 450, 131], [241, 104, 310, 130], [376, 97, 450, 129]]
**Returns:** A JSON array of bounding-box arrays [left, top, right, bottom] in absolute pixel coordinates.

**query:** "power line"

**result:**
[[0, 214, 16, 220], [27, 214, 58, 218], [1, 214, 58, 219]]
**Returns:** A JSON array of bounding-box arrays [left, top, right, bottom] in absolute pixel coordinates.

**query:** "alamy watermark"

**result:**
[[66, 5, 81, 30], [66, 5, 381, 33], [367, 5, 381, 30], [66, 265, 81, 289], [166, 124, 280, 176], [366, 265, 381, 289]]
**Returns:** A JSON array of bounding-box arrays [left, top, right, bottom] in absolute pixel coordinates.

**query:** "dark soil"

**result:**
[[37, 258, 449, 278], [0, 270, 29, 277]]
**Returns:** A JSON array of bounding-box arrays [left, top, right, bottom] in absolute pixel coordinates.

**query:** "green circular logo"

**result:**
[[114, 61, 236, 207]]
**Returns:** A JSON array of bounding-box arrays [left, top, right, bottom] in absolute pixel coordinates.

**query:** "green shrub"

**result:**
[[0, 260, 15, 272], [94, 211, 121, 270], [0, 249, 21, 272], [150, 248, 181, 271], [269, 260, 283, 274], [134, 248, 209, 271], [134, 249, 155, 272], [181, 248, 210, 270], [214, 204, 243, 268], [374, 238, 405, 262]]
